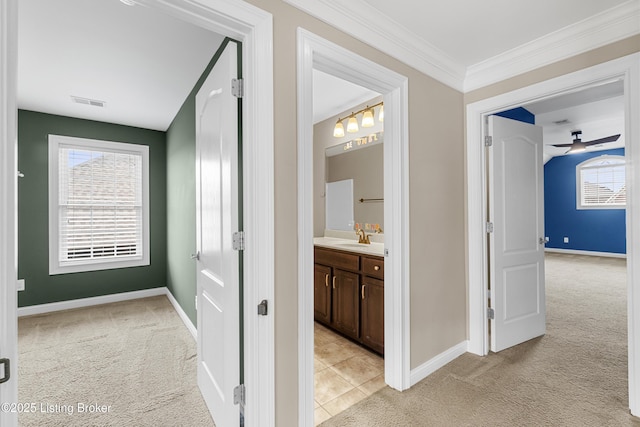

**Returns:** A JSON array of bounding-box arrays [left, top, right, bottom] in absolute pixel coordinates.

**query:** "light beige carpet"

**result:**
[[18, 295, 215, 427], [322, 253, 640, 426]]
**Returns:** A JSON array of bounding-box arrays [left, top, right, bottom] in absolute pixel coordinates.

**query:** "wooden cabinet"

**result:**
[[361, 276, 384, 354], [332, 269, 360, 339], [314, 246, 384, 354], [314, 264, 332, 324]]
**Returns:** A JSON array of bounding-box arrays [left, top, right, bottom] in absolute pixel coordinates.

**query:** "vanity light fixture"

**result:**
[[332, 101, 384, 138]]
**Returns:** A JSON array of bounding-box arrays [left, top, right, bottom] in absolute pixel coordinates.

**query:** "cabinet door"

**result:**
[[314, 264, 332, 324], [361, 276, 384, 354], [332, 269, 360, 339]]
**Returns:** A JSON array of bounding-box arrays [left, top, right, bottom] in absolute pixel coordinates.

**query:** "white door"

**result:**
[[195, 41, 242, 427], [488, 115, 545, 352]]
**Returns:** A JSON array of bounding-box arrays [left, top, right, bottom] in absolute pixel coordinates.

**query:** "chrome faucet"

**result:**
[[356, 228, 371, 244]]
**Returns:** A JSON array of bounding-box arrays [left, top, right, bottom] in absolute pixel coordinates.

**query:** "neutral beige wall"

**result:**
[[245, 0, 467, 424], [313, 96, 384, 236]]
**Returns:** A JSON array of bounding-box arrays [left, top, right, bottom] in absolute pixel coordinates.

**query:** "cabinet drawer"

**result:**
[[362, 256, 384, 279], [315, 247, 359, 271]]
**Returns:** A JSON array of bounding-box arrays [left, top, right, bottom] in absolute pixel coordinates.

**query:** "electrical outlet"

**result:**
[[17, 279, 25, 291], [563, 237, 569, 243]]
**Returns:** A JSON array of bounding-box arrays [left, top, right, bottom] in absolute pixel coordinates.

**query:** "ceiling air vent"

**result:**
[[553, 119, 570, 125], [71, 96, 106, 108]]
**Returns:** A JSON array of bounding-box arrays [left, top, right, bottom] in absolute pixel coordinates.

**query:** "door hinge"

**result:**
[[233, 231, 245, 251], [234, 384, 245, 407], [487, 308, 495, 320], [486, 222, 494, 233], [0, 358, 10, 384], [232, 78, 244, 98], [484, 135, 493, 147]]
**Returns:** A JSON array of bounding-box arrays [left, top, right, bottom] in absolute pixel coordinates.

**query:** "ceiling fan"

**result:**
[[552, 130, 621, 154]]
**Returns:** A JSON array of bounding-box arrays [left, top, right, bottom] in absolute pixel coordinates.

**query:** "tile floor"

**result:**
[[314, 322, 385, 426]]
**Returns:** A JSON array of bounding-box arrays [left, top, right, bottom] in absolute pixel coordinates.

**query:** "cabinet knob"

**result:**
[[361, 284, 366, 300], [374, 265, 380, 271], [332, 276, 336, 289], [325, 274, 329, 287]]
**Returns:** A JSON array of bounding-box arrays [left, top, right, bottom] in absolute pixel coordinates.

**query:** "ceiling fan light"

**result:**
[[568, 144, 586, 154], [333, 120, 345, 138], [361, 108, 375, 127], [347, 115, 359, 133]]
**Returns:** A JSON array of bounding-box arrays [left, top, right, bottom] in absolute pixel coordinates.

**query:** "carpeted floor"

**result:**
[[321, 253, 640, 426], [18, 295, 215, 427]]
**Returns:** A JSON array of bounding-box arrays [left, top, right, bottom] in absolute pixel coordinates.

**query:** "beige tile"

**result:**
[[314, 399, 320, 409], [315, 341, 360, 367], [358, 374, 387, 396], [358, 351, 384, 371], [314, 357, 328, 373], [329, 356, 382, 387], [314, 406, 332, 426], [314, 368, 355, 404], [323, 387, 368, 416]]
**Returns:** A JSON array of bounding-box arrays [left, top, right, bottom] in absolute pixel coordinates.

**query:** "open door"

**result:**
[[195, 40, 243, 426], [488, 115, 545, 352]]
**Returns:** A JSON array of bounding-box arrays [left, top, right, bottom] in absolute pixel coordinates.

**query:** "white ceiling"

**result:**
[[19, 0, 635, 138], [361, 0, 631, 68], [18, 0, 224, 131]]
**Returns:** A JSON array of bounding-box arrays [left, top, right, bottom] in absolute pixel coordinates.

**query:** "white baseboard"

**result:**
[[545, 248, 626, 259], [164, 288, 197, 340], [17, 287, 167, 317], [410, 341, 468, 386]]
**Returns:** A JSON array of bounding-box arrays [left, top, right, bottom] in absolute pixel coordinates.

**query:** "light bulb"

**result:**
[[378, 104, 384, 122], [347, 116, 359, 133], [361, 108, 375, 127], [333, 120, 345, 138]]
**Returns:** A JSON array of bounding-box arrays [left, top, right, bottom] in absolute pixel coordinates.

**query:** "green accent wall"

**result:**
[[166, 38, 234, 325], [17, 110, 167, 307]]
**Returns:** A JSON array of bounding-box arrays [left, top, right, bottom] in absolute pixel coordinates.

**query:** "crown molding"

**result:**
[[283, 0, 466, 91], [285, 0, 640, 94], [464, 0, 640, 92]]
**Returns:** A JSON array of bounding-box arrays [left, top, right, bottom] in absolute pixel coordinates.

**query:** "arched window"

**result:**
[[576, 155, 626, 209]]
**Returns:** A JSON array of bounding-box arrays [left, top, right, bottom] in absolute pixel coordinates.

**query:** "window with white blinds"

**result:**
[[576, 155, 626, 210], [49, 135, 149, 274]]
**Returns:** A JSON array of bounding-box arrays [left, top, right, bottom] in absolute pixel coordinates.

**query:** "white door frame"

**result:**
[[296, 29, 411, 427], [466, 53, 640, 415], [0, 1, 18, 425], [0, 0, 275, 426]]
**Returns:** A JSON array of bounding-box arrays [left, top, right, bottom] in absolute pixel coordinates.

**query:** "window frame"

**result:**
[[48, 134, 150, 275], [575, 154, 626, 210]]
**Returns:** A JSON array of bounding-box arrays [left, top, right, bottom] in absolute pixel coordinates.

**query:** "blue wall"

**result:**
[[544, 148, 626, 254], [494, 107, 535, 125]]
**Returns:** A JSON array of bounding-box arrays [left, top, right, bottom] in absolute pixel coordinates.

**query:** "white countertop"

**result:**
[[313, 237, 385, 257]]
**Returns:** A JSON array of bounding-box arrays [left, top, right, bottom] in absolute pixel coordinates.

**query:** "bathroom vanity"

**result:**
[[313, 238, 384, 355]]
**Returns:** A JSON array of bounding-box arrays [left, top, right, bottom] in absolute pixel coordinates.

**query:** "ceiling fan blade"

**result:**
[[583, 134, 621, 146], [552, 143, 575, 148]]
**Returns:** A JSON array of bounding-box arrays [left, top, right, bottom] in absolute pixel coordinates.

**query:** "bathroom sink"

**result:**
[[335, 243, 369, 249]]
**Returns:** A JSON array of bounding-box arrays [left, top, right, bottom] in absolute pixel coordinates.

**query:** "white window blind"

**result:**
[[577, 155, 626, 209], [49, 135, 149, 274]]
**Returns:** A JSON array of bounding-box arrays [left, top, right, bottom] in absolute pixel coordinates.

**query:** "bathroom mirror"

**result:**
[[325, 134, 384, 233]]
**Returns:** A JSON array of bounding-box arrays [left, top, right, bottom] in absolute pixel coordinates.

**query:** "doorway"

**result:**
[[296, 29, 410, 426], [466, 53, 640, 414], [0, 0, 275, 426]]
